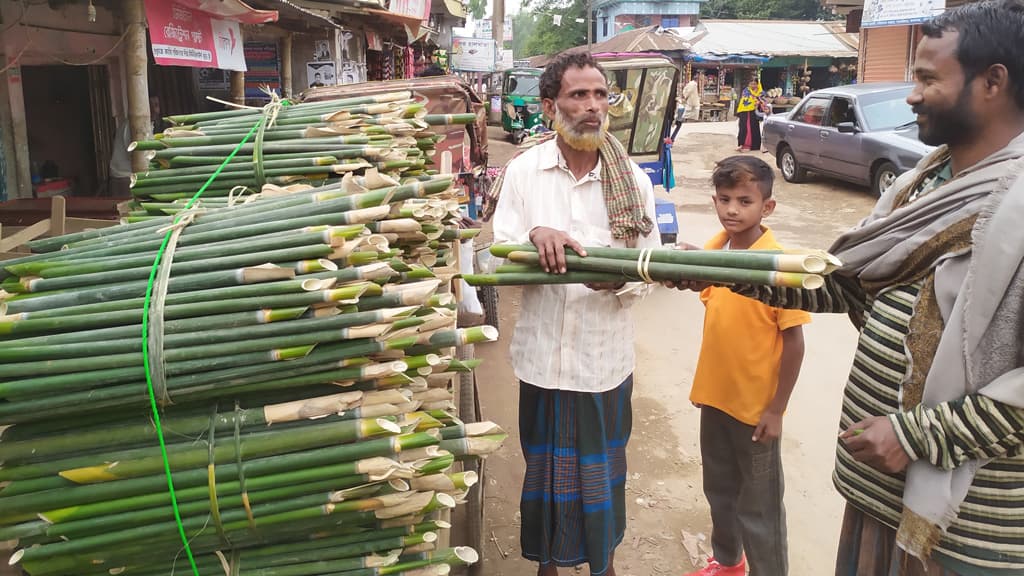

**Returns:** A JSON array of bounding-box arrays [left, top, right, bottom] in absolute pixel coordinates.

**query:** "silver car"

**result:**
[[763, 83, 935, 197]]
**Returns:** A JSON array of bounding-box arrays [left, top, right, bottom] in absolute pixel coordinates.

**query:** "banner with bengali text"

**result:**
[[145, 0, 247, 71]]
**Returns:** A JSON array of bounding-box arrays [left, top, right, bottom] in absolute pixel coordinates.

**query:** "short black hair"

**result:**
[[539, 51, 605, 101], [922, 0, 1024, 108], [712, 155, 774, 198]]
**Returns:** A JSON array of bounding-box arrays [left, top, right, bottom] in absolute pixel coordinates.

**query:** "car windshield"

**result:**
[[857, 88, 916, 131], [507, 75, 540, 96]]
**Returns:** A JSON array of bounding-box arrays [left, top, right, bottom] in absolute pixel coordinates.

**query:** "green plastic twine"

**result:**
[[141, 115, 267, 576]]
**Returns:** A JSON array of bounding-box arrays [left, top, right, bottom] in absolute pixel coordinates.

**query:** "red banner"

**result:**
[[145, 0, 248, 71]]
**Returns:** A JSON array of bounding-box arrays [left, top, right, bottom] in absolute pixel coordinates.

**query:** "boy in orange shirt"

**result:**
[[681, 155, 809, 576]]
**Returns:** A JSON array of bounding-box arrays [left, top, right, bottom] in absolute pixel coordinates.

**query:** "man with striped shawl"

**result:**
[[689, 2, 1024, 574], [489, 52, 660, 576]]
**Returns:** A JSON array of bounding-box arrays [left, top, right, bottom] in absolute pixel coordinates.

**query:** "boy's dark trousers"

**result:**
[[701, 405, 788, 576]]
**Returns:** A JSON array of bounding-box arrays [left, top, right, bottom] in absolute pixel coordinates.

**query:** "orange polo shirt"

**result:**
[[690, 227, 812, 426]]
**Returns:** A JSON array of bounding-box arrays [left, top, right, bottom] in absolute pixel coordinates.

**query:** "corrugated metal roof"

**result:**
[[671, 20, 859, 58]]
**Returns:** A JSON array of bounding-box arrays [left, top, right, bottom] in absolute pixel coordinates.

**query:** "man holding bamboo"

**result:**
[[675, 2, 1024, 573], [488, 52, 660, 576]]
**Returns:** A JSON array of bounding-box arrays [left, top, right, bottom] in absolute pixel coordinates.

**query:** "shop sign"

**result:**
[[145, 0, 247, 71], [474, 16, 513, 41], [451, 37, 496, 72], [862, 0, 946, 28]]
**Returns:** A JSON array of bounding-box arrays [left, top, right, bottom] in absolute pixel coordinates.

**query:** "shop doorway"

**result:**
[[21, 65, 113, 197]]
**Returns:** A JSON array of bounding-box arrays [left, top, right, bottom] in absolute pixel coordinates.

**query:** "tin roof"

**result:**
[[671, 20, 859, 58]]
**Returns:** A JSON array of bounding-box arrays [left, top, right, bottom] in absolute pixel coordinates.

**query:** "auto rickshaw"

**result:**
[[500, 67, 543, 144]]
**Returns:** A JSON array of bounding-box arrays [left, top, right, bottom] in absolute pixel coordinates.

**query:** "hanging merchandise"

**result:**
[[405, 46, 416, 79]]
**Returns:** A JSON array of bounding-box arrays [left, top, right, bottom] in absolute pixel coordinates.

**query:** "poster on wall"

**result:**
[[450, 37, 496, 72], [862, 0, 946, 27], [145, 0, 252, 71], [244, 42, 281, 100], [197, 68, 231, 90], [307, 61, 336, 88], [314, 40, 331, 61]]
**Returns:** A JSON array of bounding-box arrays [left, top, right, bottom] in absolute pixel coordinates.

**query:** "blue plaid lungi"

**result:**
[[519, 376, 633, 576]]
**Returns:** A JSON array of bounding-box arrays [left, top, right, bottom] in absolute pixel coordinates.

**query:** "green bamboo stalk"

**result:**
[[505, 251, 825, 289], [490, 243, 836, 274], [2, 266, 296, 316]]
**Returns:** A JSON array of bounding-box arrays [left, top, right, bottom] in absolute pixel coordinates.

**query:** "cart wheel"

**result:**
[[478, 286, 499, 331], [457, 344, 486, 573]]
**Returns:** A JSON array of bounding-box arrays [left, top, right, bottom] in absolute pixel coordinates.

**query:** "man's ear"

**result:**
[[983, 64, 1010, 99], [542, 98, 556, 121]]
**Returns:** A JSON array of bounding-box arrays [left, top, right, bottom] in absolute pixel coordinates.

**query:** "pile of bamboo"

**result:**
[[0, 96, 501, 575], [122, 92, 477, 222], [463, 244, 843, 289]]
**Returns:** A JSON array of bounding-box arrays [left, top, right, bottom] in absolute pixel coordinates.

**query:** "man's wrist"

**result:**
[[888, 412, 922, 463]]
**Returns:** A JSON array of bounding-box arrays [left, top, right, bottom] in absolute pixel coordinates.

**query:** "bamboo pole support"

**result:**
[[124, 0, 151, 172], [231, 71, 246, 106], [282, 34, 294, 99]]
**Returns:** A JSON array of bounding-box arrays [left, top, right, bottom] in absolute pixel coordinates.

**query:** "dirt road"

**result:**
[[469, 123, 878, 575]]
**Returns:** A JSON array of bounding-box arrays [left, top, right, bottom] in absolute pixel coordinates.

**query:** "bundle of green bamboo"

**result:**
[[121, 92, 477, 220], [0, 96, 500, 575], [462, 244, 843, 289]]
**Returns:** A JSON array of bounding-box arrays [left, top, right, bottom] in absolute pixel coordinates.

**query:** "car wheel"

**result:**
[[779, 146, 807, 183], [872, 161, 899, 197]]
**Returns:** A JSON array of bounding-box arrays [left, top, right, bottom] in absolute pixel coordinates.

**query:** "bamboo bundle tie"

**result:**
[[150, 208, 204, 406]]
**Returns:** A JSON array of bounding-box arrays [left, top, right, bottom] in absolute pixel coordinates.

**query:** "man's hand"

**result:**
[[663, 242, 710, 291], [753, 410, 783, 443], [840, 416, 911, 473], [529, 227, 587, 274], [584, 282, 626, 292]]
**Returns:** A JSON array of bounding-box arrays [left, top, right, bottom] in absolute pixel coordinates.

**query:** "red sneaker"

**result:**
[[684, 557, 746, 576]]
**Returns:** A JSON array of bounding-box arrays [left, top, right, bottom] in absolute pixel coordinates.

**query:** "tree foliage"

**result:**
[[515, 0, 588, 58], [467, 0, 487, 20], [700, 0, 837, 20]]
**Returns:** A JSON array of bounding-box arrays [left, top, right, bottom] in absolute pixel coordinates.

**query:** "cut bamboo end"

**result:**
[[8, 549, 23, 565], [363, 361, 409, 380], [454, 546, 480, 565], [390, 478, 411, 492], [775, 253, 827, 274], [423, 531, 439, 544], [802, 274, 825, 289]]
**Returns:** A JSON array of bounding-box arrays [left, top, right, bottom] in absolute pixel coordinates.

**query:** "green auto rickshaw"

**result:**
[[501, 67, 543, 144]]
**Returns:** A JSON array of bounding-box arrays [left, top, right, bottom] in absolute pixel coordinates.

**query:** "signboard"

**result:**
[[862, 0, 945, 27], [197, 68, 231, 90], [243, 42, 280, 100], [145, 0, 246, 71], [498, 49, 514, 70], [390, 0, 432, 20], [474, 16, 513, 41], [451, 37, 496, 72]]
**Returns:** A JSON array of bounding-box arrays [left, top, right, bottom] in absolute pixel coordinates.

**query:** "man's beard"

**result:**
[[914, 85, 978, 147], [553, 105, 609, 152]]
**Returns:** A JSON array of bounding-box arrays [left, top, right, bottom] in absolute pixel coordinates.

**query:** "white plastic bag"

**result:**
[[458, 240, 483, 317]]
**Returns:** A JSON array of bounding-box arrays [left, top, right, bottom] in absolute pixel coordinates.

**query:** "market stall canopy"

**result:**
[[671, 20, 858, 59], [527, 26, 691, 67], [246, 0, 341, 29], [176, 0, 279, 23]]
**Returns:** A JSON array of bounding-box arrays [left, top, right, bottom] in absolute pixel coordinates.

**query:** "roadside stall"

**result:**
[[0, 84, 503, 575]]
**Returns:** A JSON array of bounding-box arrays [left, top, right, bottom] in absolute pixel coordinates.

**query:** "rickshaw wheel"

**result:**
[[457, 344, 486, 574], [479, 286, 499, 331]]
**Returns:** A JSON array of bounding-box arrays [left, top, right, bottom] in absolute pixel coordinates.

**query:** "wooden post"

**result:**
[[492, 0, 504, 66], [124, 0, 151, 173], [281, 34, 294, 98], [231, 71, 246, 106]]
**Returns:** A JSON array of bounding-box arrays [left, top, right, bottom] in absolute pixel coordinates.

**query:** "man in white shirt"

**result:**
[[491, 51, 660, 576]]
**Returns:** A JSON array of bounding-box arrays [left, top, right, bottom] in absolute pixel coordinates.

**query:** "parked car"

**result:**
[[762, 83, 935, 197]]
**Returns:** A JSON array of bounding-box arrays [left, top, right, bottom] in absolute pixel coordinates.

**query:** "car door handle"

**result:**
[[820, 130, 830, 138], [787, 125, 795, 131]]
